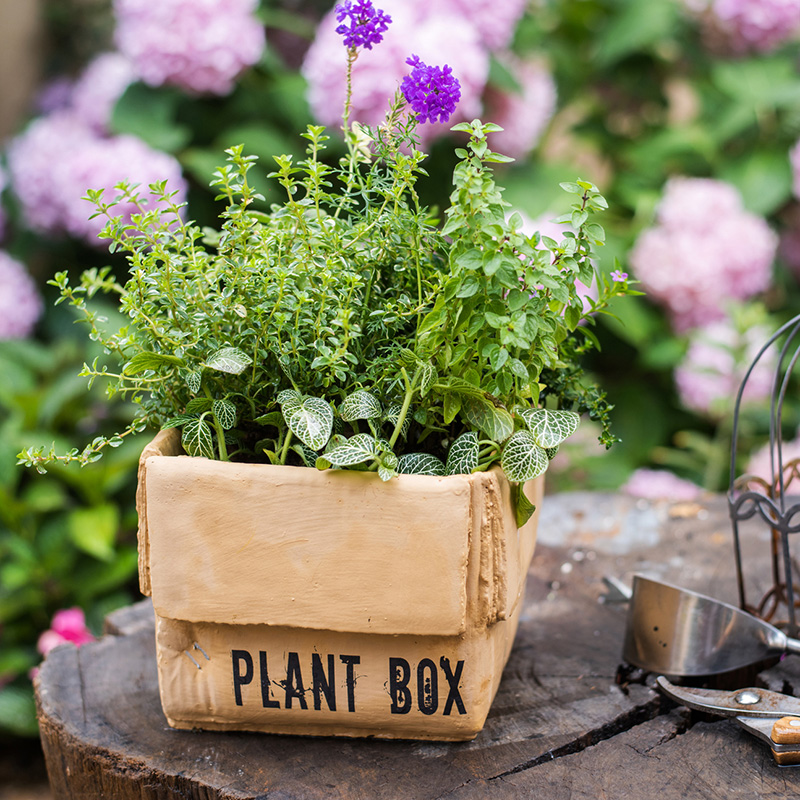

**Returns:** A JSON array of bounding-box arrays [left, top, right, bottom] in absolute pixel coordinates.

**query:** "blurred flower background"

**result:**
[[3, 0, 800, 748]]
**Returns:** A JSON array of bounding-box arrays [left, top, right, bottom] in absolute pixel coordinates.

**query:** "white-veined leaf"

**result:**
[[161, 414, 197, 430], [277, 389, 301, 409], [213, 399, 237, 430], [181, 417, 216, 459], [520, 408, 580, 449], [461, 396, 514, 442], [185, 370, 202, 394], [397, 453, 446, 476], [323, 433, 379, 466], [446, 431, 479, 475], [284, 396, 334, 450], [419, 363, 437, 397], [501, 431, 548, 482], [384, 404, 410, 439], [378, 451, 399, 482], [292, 442, 319, 467], [205, 346, 253, 375], [545, 445, 559, 460], [340, 390, 382, 422]]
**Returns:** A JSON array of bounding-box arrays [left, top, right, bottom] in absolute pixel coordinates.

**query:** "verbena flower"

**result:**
[[401, 55, 461, 124], [335, 0, 392, 50], [482, 56, 556, 160], [0, 251, 43, 340], [302, 2, 487, 139], [630, 177, 776, 332], [113, 0, 266, 96]]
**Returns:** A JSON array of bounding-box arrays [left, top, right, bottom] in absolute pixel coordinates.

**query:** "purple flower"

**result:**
[[610, 270, 628, 282], [401, 55, 461, 124], [71, 52, 136, 134], [0, 251, 42, 340], [335, 0, 392, 50], [622, 468, 702, 501]]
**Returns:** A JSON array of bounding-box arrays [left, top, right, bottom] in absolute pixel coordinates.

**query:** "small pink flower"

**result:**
[[622, 468, 703, 501], [37, 607, 95, 658], [610, 270, 628, 282]]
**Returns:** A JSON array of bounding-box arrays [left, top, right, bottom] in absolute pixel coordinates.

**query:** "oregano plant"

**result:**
[[19, 1, 639, 528]]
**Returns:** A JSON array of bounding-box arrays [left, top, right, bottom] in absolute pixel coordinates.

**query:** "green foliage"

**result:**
[[0, 336, 143, 737], [19, 113, 635, 522]]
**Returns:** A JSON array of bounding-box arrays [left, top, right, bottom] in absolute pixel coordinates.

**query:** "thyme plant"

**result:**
[[20, 0, 637, 525]]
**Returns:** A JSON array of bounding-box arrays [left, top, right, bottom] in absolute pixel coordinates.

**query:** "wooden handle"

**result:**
[[771, 716, 800, 744]]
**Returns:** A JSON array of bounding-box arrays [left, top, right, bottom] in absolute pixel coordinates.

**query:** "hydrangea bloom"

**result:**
[[746, 429, 800, 488], [0, 162, 6, 239], [482, 57, 556, 160], [674, 319, 775, 417], [622, 468, 703, 501], [335, 0, 392, 50], [711, 0, 800, 52], [8, 111, 187, 246], [443, 0, 527, 51], [629, 177, 776, 332], [113, 0, 266, 95], [0, 251, 43, 340], [401, 55, 461, 124], [303, 0, 488, 140], [71, 52, 136, 133], [37, 607, 95, 657]]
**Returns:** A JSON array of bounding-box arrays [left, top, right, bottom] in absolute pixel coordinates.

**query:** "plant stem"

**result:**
[[389, 367, 417, 448], [279, 429, 294, 465]]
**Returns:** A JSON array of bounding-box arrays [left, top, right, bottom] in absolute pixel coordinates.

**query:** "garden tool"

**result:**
[[623, 575, 800, 676], [657, 676, 800, 766]]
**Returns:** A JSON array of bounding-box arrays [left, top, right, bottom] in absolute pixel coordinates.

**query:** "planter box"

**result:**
[[136, 429, 544, 741]]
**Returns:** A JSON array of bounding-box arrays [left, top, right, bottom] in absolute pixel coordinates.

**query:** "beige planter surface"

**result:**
[[137, 428, 544, 740]]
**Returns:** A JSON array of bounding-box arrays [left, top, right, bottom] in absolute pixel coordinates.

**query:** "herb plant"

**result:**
[[19, 0, 637, 525]]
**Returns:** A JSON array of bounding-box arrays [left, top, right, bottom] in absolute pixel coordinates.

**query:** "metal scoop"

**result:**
[[623, 575, 800, 676]]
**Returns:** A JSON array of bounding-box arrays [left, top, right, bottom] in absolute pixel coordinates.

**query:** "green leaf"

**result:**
[[446, 431, 479, 475], [443, 392, 462, 425], [282, 396, 334, 451], [378, 451, 399, 482], [205, 347, 253, 375], [111, 83, 191, 152], [323, 433, 379, 466], [384, 403, 410, 439], [161, 414, 197, 430], [513, 483, 537, 529], [0, 685, 39, 737], [213, 399, 237, 430], [340, 390, 382, 422], [185, 398, 213, 414], [184, 370, 202, 394], [292, 442, 319, 467], [67, 503, 119, 562], [419, 363, 437, 397], [520, 408, 580, 449], [397, 453, 447, 476], [123, 351, 185, 376], [461, 396, 514, 442], [501, 431, 549, 482], [182, 417, 216, 459]]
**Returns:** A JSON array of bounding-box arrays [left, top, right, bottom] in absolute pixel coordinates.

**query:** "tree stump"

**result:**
[[36, 492, 800, 798]]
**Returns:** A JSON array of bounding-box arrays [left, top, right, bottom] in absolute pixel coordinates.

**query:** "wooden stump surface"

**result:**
[[36, 492, 800, 798]]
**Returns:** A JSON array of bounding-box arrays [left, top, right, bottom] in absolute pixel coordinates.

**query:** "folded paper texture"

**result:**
[[136, 430, 543, 739]]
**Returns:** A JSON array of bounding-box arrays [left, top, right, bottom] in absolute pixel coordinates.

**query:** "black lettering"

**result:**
[[259, 651, 281, 709], [339, 655, 360, 712], [389, 657, 412, 715], [231, 649, 253, 706], [440, 657, 466, 715], [417, 658, 438, 715], [284, 651, 308, 709], [312, 653, 337, 711]]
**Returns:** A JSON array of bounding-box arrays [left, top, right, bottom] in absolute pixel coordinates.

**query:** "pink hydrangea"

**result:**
[[622, 468, 703, 501], [745, 429, 800, 489], [71, 52, 136, 133], [302, 0, 488, 144], [674, 319, 775, 416], [8, 111, 187, 246], [113, 0, 266, 96], [444, 0, 528, 51], [0, 252, 42, 339], [712, 0, 800, 52], [630, 178, 776, 332], [0, 162, 6, 239], [483, 56, 557, 160], [37, 608, 95, 658]]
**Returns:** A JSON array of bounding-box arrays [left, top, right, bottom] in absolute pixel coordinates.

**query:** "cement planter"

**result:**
[[136, 428, 544, 741]]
